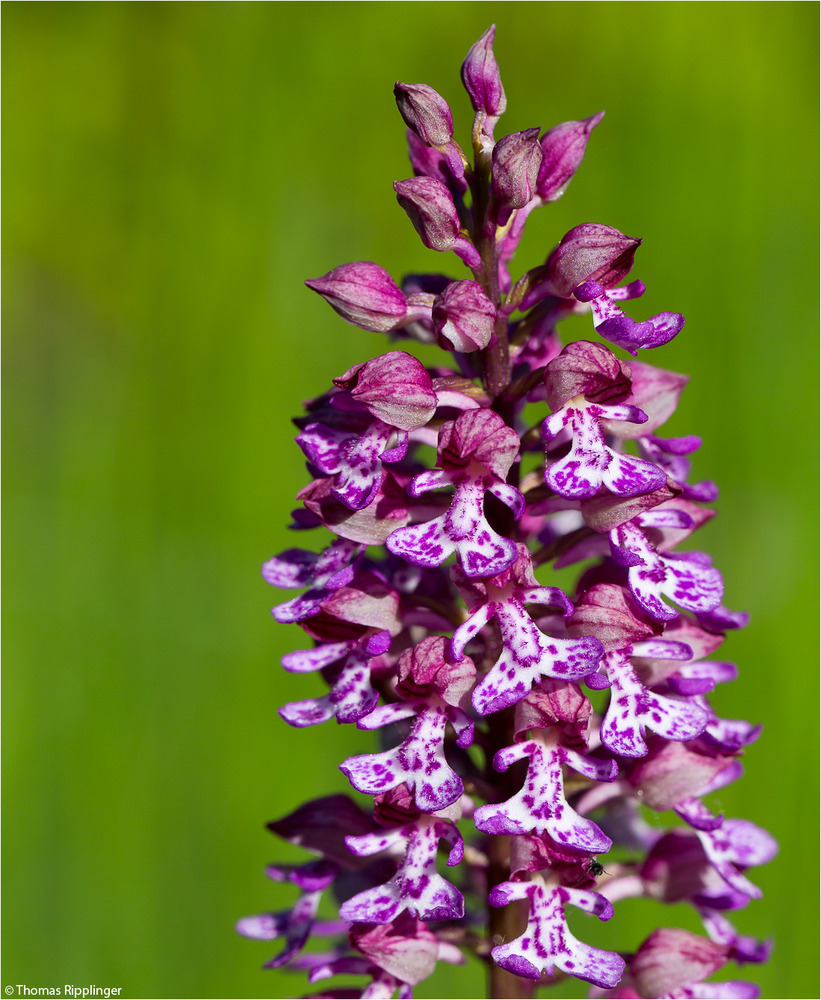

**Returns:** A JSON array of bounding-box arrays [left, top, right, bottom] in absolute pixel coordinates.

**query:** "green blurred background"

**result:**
[[3, 3, 817, 998]]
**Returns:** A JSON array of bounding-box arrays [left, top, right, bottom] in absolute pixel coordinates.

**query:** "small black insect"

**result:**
[[571, 858, 608, 885]]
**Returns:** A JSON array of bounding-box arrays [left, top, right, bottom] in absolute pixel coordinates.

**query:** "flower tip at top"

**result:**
[[461, 24, 506, 118]]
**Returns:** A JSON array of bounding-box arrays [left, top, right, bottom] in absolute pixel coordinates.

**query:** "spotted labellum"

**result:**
[[239, 26, 775, 1000]]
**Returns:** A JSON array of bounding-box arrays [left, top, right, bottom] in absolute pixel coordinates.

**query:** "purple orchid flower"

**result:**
[[242, 26, 774, 1000]]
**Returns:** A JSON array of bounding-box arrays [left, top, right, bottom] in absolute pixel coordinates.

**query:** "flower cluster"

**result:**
[[239, 27, 775, 999]]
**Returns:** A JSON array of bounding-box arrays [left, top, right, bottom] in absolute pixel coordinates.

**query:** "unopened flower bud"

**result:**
[[333, 351, 437, 430], [461, 25, 506, 117], [394, 82, 454, 147], [305, 262, 408, 332], [394, 177, 480, 267], [546, 223, 641, 297], [432, 280, 496, 352], [537, 112, 605, 202], [491, 128, 543, 211]]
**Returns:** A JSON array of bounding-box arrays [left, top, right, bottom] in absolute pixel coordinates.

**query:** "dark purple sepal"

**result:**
[[306, 262, 409, 332], [489, 877, 625, 988], [536, 112, 605, 202], [266, 794, 378, 869]]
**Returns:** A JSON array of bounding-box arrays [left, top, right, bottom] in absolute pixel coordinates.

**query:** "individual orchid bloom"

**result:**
[[263, 538, 363, 623], [279, 631, 390, 728], [298, 417, 408, 512], [640, 829, 773, 965], [431, 279, 496, 352], [339, 815, 464, 924], [690, 819, 778, 902], [489, 874, 625, 987], [637, 434, 719, 503], [522, 223, 685, 355], [298, 352, 438, 511], [236, 859, 338, 969], [340, 695, 474, 812], [543, 396, 666, 499], [461, 24, 506, 139], [474, 728, 617, 851], [451, 547, 603, 714], [386, 409, 524, 578], [597, 638, 709, 758], [339, 636, 475, 810], [574, 276, 685, 356], [609, 508, 724, 621]]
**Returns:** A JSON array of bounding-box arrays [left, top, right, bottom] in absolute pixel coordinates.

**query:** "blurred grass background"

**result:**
[[3, 2, 817, 998]]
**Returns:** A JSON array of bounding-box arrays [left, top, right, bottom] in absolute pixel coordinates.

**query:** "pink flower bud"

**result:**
[[394, 177, 461, 250], [461, 25, 506, 116], [394, 82, 453, 147], [333, 351, 437, 431], [432, 280, 496, 352], [537, 111, 604, 201], [394, 177, 481, 267], [491, 128, 543, 211], [305, 261, 407, 332]]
